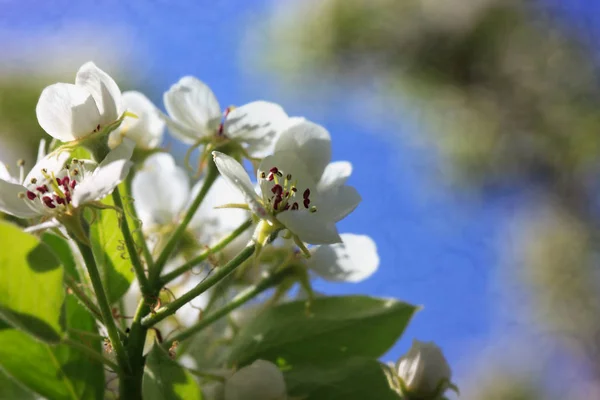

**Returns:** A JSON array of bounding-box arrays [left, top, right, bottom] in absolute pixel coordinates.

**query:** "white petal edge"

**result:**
[[273, 120, 332, 182], [0, 180, 41, 218], [110, 91, 165, 149], [72, 139, 135, 207], [308, 234, 379, 282], [223, 101, 288, 140], [24, 219, 61, 233], [212, 151, 265, 218], [276, 209, 342, 245], [163, 76, 221, 139], [75, 61, 122, 126], [36, 83, 100, 141], [317, 161, 352, 192]]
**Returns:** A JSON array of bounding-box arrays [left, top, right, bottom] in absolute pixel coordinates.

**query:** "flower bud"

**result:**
[[224, 360, 287, 400], [396, 340, 452, 399]]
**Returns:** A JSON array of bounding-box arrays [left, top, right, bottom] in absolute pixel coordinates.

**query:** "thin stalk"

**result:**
[[150, 165, 218, 283], [159, 219, 253, 286], [164, 266, 293, 346], [63, 338, 121, 373], [120, 300, 149, 400], [75, 240, 130, 373], [112, 187, 151, 294], [142, 244, 256, 327], [124, 173, 154, 268], [65, 276, 103, 322]]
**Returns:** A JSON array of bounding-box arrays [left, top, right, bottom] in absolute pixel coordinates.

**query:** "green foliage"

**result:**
[[0, 297, 105, 400], [89, 195, 136, 304], [284, 357, 401, 400], [42, 232, 81, 281], [0, 369, 36, 400], [0, 221, 64, 342], [143, 345, 203, 400], [228, 296, 417, 367]]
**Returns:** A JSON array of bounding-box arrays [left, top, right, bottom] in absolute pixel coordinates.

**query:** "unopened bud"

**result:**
[[396, 340, 453, 399]]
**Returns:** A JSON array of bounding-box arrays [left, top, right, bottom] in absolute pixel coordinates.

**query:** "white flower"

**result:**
[[163, 76, 289, 156], [36, 62, 122, 142], [109, 91, 165, 149], [212, 120, 361, 245], [224, 360, 287, 400], [307, 233, 379, 282], [132, 153, 249, 246], [396, 340, 453, 399], [0, 139, 134, 223]]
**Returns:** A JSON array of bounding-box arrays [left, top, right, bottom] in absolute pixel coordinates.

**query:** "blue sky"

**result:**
[[2, 0, 599, 388]]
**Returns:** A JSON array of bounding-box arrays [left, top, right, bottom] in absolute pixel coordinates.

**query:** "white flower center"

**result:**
[[19, 159, 88, 211], [259, 166, 317, 214]]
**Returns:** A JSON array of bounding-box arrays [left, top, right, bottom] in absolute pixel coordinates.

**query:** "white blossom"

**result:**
[[163, 76, 289, 157], [0, 139, 134, 224], [224, 360, 287, 400], [109, 91, 165, 149], [307, 233, 379, 282], [212, 120, 361, 245], [396, 340, 453, 399], [36, 62, 123, 142]]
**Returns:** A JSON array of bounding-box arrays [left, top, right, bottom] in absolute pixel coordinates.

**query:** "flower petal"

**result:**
[[71, 139, 134, 207], [24, 150, 71, 184], [223, 101, 288, 154], [36, 83, 100, 141], [0, 180, 40, 218], [320, 184, 361, 222], [257, 151, 316, 207], [0, 162, 15, 182], [273, 120, 331, 181], [75, 62, 122, 126], [317, 161, 352, 192], [276, 209, 341, 245], [308, 234, 379, 282], [131, 153, 191, 227], [212, 151, 265, 218], [109, 91, 165, 149], [163, 76, 221, 141], [24, 219, 61, 233]]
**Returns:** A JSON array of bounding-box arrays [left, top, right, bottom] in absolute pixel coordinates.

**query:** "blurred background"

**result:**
[[2, 0, 600, 398]]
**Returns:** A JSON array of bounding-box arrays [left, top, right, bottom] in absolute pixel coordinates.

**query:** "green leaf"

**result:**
[[42, 232, 80, 281], [284, 358, 402, 400], [228, 296, 417, 366], [0, 297, 105, 400], [0, 369, 36, 400], [0, 221, 64, 342], [88, 195, 135, 304], [143, 345, 203, 400]]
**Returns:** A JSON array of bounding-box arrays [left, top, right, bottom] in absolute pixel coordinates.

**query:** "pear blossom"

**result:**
[[132, 153, 250, 247], [212, 120, 361, 245], [307, 233, 379, 282], [224, 360, 287, 400], [36, 62, 123, 142], [396, 340, 454, 399], [109, 91, 165, 149], [0, 139, 134, 226], [163, 76, 289, 157]]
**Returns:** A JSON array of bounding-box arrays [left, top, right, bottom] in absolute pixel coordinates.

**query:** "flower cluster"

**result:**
[[0, 62, 455, 399]]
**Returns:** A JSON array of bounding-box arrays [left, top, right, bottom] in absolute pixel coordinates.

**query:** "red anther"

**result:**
[[273, 195, 283, 210], [269, 167, 279, 174], [56, 177, 61, 185], [283, 191, 289, 198], [303, 188, 310, 199], [291, 202, 299, 210], [26, 191, 36, 200], [303, 198, 310, 208], [62, 177, 70, 186], [65, 193, 72, 204], [218, 123, 224, 136], [267, 173, 274, 182], [271, 184, 283, 196], [70, 180, 77, 189], [54, 195, 65, 205], [36, 185, 48, 194], [42, 196, 56, 209]]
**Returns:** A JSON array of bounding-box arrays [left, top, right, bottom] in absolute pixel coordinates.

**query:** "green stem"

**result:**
[[112, 187, 151, 295], [65, 276, 103, 322], [159, 219, 253, 286], [164, 267, 293, 346], [75, 240, 130, 373], [120, 300, 149, 400], [124, 173, 154, 268], [63, 338, 121, 373], [142, 244, 256, 327], [150, 164, 219, 283]]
